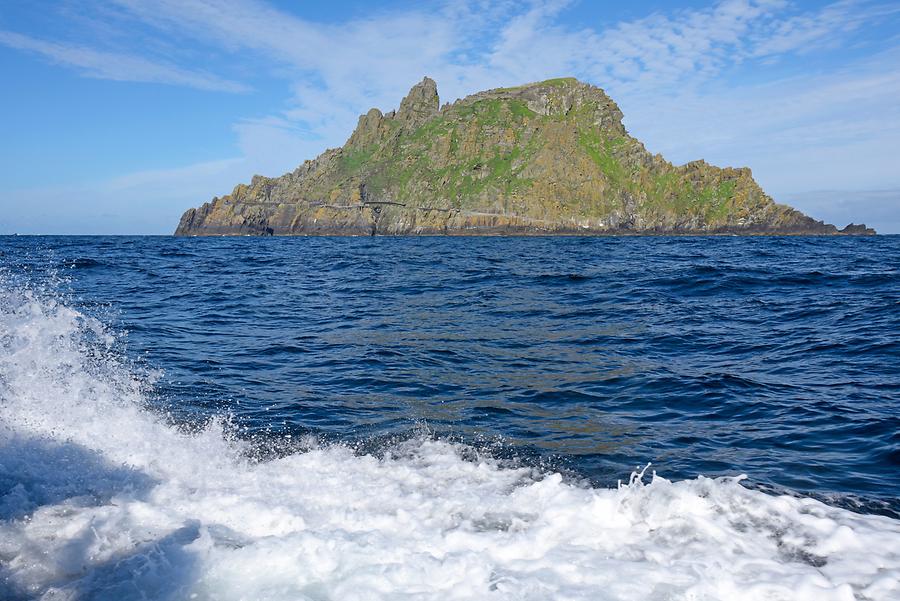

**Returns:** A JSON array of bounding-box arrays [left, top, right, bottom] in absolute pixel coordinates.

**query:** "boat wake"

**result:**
[[1, 284, 898, 600]]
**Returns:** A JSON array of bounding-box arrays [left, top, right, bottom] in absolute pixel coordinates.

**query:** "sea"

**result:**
[[1, 235, 898, 600]]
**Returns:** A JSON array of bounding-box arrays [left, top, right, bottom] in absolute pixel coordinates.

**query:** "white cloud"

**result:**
[[104, 0, 890, 142], [750, 0, 900, 57], [0, 30, 249, 92], [2, 0, 897, 233]]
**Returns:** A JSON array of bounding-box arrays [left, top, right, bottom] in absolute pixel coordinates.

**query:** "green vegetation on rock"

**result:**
[[175, 76, 871, 236]]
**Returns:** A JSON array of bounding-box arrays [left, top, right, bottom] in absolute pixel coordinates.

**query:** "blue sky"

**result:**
[[1, 0, 898, 234]]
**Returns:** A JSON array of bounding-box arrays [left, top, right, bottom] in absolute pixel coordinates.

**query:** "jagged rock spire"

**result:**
[[396, 76, 439, 130], [347, 107, 386, 148]]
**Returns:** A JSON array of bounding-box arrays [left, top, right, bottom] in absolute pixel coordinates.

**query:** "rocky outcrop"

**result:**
[[175, 77, 874, 236], [395, 76, 440, 131], [839, 223, 876, 235]]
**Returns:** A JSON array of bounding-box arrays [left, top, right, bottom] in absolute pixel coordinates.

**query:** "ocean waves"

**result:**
[[1, 282, 899, 600]]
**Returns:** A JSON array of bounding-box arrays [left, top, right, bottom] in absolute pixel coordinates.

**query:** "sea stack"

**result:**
[[175, 77, 874, 236]]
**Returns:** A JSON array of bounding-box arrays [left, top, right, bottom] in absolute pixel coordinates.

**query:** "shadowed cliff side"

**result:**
[[175, 77, 874, 236]]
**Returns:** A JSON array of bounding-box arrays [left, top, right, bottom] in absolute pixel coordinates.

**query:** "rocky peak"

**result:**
[[840, 223, 876, 235], [396, 76, 439, 130], [347, 107, 386, 148], [463, 77, 626, 133]]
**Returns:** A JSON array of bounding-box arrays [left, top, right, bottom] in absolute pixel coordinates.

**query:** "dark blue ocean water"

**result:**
[[3, 235, 899, 517]]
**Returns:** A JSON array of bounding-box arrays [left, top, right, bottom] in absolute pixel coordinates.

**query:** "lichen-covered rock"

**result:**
[[175, 77, 874, 236]]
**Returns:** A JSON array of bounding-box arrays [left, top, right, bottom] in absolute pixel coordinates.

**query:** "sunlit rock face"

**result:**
[[175, 77, 872, 236]]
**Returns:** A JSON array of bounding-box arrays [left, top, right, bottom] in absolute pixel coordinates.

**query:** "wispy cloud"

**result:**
[[750, 0, 900, 57], [10, 1, 889, 118], [618, 45, 900, 193], [0, 29, 249, 92], [1, 0, 897, 233], [99, 1, 890, 123], [479, 0, 894, 92]]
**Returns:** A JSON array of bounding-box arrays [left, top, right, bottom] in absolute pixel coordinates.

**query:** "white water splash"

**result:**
[[1, 285, 898, 600]]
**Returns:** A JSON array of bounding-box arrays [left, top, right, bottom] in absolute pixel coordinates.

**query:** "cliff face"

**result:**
[[175, 77, 873, 236]]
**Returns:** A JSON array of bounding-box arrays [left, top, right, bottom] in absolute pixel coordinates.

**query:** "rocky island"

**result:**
[[175, 77, 874, 236]]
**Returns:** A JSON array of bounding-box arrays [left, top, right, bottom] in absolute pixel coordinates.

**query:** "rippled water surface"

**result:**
[[4, 235, 899, 515]]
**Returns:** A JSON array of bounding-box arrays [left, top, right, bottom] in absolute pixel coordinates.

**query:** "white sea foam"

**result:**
[[1, 285, 899, 601]]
